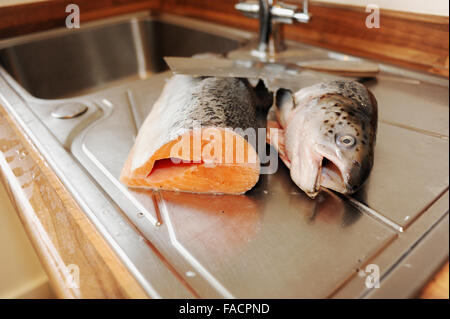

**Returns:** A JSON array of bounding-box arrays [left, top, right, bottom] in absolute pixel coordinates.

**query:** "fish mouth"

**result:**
[[315, 146, 356, 195], [290, 145, 361, 198], [319, 157, 348, 194]]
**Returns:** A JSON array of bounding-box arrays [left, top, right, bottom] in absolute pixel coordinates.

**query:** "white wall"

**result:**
[[313, 0, 449, 16]]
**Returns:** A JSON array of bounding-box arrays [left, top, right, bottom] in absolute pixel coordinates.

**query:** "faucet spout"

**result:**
[[258, 0, 272, 53], [235, 0, 311, 59]]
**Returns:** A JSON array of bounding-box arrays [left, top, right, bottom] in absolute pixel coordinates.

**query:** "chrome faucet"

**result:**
[[235, 0, 311, 58]]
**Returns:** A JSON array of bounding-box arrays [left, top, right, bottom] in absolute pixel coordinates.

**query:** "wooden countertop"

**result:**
[[0, 106, 148, 298], [0, 0, 448, 299], [419, 261, 449, 299]]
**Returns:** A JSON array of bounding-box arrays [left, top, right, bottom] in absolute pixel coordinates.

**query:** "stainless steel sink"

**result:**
[[0, 11, 448, 298], [0, 14, 240, 99]]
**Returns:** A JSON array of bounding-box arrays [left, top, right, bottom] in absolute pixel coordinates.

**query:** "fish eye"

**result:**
[[336, 134, 356, 148]]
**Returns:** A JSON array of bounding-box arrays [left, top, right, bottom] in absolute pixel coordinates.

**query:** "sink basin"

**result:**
[[0, 13, 240, 99], [0, 11, 448, 298]]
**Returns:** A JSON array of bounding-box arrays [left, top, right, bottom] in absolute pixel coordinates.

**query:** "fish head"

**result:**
[[285, 91, 377, 198]]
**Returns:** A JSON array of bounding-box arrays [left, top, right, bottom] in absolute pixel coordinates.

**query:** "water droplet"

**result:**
[[21, 181, 32, 189], [12, 167, 24, 177], [185, 271, 196, 277], [19, 150, 28, 160]]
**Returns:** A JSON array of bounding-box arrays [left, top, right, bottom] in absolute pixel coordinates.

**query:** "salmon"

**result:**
[[120, 75, 273, 194], [267, 80, 378, 198]]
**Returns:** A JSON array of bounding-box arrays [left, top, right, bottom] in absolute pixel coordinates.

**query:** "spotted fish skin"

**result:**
[[275, 80, 378, 198], [168, 76, 272, 135]]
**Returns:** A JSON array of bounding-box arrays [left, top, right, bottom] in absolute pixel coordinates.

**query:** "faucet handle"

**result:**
[[235, 1, 311, 24], [273, 1, 311, 23], [235, 0, 260, 17]]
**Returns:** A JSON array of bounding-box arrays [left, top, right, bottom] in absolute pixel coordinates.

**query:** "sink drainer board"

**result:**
[[0, 12, 448, 298], [72, 74, 395, 298]]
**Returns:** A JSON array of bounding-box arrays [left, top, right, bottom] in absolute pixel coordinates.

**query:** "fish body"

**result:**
[[121, 75, 273, 194], [269, 80, 378, 198]]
